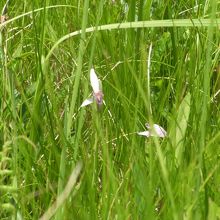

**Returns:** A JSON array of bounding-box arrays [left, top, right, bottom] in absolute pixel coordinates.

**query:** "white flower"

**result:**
[[137, 123, 167, 138], [90, 68, 100, 93], [81, 68, 103, 108]]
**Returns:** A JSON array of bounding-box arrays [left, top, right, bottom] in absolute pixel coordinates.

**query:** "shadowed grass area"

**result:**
[[0, 0, 220, 219]]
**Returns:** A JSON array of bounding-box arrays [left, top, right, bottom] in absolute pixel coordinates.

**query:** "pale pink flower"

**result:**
[[81, 68, 103, 108], [137, 123, 167, 138]]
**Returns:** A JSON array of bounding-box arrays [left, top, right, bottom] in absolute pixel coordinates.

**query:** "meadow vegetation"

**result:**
[[0, 0, 220, 219]]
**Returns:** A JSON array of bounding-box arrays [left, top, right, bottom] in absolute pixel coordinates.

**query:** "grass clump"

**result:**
[[0, 0, 220, 219]]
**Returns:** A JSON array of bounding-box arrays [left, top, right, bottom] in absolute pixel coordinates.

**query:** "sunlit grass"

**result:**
[[0, 0, 220, 219]]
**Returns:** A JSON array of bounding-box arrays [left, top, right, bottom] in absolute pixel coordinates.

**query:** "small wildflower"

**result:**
[[137, 123, 167, 138], [81, 68, 104, 108]]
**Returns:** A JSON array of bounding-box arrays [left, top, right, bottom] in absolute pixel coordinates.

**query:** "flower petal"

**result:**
[[137, 131, 151, 137], [94, 91, 103, 107], [90, 68, 100, 93], [152, 124, 167, 137], [80, 97, 94, 107], [145, 123, 167, 138]]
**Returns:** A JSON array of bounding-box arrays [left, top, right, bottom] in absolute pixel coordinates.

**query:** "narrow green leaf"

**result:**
[[208, 199, 220, 220], [172, 93, 191, 165]]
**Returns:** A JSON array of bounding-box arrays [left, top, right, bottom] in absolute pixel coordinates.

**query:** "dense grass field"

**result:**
[[0, 0, 220, 219]]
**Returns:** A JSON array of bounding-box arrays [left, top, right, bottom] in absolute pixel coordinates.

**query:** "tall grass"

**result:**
[[0, 0, 220, 219]]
